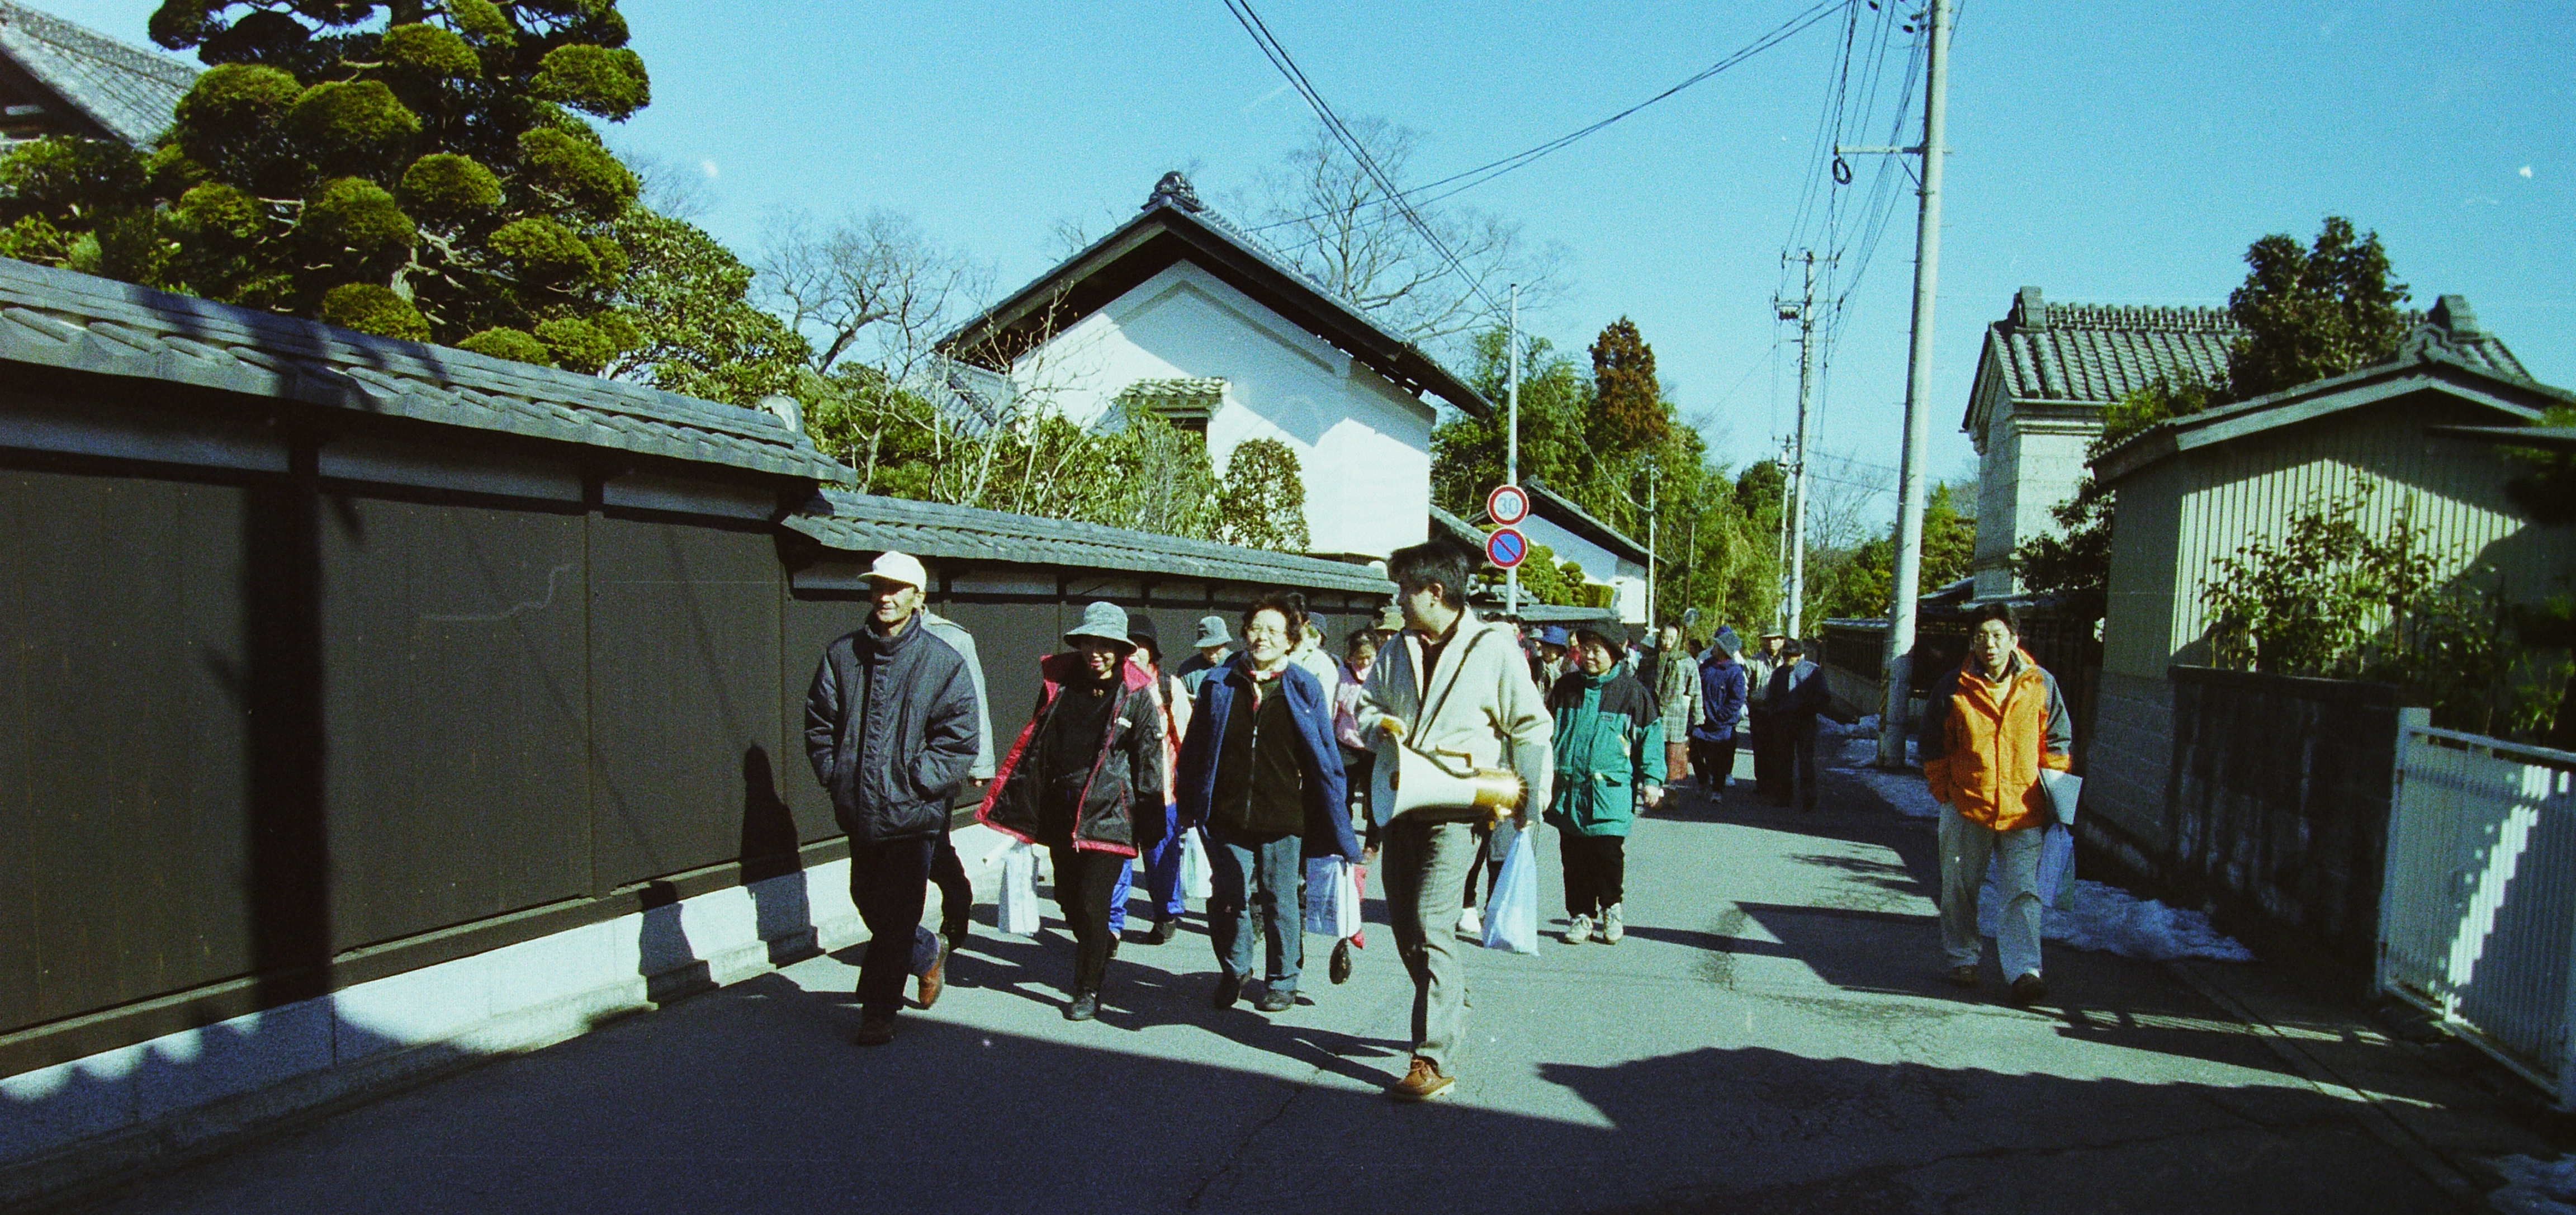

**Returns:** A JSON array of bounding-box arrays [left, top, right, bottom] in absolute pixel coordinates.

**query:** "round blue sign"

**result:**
[[1485, 526, 1528, 570]]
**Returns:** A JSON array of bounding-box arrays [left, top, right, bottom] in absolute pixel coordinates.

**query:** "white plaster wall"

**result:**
[[1521, 515, 1618, 584], [1010, 262, 1436, 560], [1973, 404, 2099, 600]]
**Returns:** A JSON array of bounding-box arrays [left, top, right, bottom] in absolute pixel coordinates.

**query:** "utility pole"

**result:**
[[1506, 282, 1521, 620], [1873, 0, 1951, 767], [1645, 460, 1658, 628], [1778, 251, 1820, 641], [1772, 432, 1793, 635]]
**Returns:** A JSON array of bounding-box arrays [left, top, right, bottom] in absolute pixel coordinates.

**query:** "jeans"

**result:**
[[847, 836, 938, 1018], [1939, 803, 2045, 980], [1209, 827, 1304, 991], [1384, 817, 1480, 1072], [1561, 831, 1627, 918], [1049, 845, 1128, 996], [1112, 802, 1188, 935]]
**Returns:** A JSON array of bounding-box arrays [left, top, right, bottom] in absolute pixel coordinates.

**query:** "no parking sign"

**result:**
[[1485, 527, 1528, 570]]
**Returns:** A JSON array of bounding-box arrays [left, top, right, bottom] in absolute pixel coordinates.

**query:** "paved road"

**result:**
[[70, 764, 2484, 1214]]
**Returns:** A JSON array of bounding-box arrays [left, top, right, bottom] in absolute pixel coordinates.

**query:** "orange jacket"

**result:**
[[1921, 649, 2072, 832]]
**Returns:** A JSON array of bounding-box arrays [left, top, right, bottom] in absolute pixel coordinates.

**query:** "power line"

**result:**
[[1245, 0, 1848, 239], [1220, 0, 1507, 317]]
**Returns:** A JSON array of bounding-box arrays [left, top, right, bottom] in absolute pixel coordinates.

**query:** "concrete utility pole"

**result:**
[[1772, 433, 1793, 636], [1780, 251, 1820, 641], [1645, 460, 1658, 628], [1876, 0, 1952, 767], [1506, 282, 1521, 620]]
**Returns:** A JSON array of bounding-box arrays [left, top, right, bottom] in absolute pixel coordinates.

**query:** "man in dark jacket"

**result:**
[[1765, 639, 1831, 811], [978, 601, 1167, 1022], [803, 551, 982, 1047], [1690, 628, 1749, 797]]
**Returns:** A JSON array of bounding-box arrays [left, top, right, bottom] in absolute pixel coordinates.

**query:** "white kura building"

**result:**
[[937, 173, 1493, 562]]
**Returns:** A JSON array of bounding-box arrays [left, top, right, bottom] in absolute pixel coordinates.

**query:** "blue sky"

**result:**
[[41, 1, 2576, 513]]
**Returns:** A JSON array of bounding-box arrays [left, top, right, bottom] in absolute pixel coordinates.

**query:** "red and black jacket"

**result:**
[[978, 653, 1166, 857]]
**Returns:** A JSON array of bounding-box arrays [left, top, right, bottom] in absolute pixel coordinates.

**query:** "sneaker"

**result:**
[[853, 1013, 896, 1047], [1064, 989, 1098, 1021], [1388, 1056, 1455, 1102], [1146, 917, 1178, 945], [1213, 972, 1243, 1009], [1254, 986, 1295, 1013], [2007, 973, 2048, 1007], [1565, 914, 1594, 945], [1602, 904, 1624, 945], [915, 944, 946, 1009], [1946, 965, 1979, 989], [1329, 938, 1353, 985], [1456, 906, 1484, 938]]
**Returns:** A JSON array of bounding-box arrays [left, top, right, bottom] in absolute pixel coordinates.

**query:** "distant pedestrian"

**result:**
[[1545, 625, 1665, 945], [1651, 623, 1701, 786], [803, 551, 982, 1047], [1114, 612, 1194, 947], [1744, 630, 1788, 802], [1180, 595, 1357, 1014], [1531, 626, 1571, 688], [1764, 639, 1830, 811], [1689, 627, 1749, 795], [978, 602, 1167, 1021], [1331, 630, 1385, 984], [1177, 615, 1232, 694], [1924, 602, 2073, 1007], [1356, 538, 1553, 1102], [918, 609, 996, 955], [1284, 594, 1345, 696]]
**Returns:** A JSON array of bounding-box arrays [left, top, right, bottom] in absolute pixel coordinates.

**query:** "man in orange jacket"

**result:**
[[1921, 602, 2073, 1006]]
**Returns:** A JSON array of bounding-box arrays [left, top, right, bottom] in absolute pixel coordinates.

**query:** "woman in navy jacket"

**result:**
[[1178, 595, 1359, 1014]]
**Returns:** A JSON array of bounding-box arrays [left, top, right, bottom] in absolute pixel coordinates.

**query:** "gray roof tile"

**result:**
[[787, 488, 1394, 595], [0, 255, 851, 483], [0, 1, 196, 146]]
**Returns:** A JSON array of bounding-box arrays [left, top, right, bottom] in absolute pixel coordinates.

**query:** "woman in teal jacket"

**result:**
[[1542, 624, 1666, 945]]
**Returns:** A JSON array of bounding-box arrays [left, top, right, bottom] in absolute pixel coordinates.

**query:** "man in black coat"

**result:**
[[804, 550, 982, 1046]]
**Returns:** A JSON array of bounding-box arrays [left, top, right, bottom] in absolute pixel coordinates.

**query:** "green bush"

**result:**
[[458, 326, 553, 365], [318, 283, 429, 341]]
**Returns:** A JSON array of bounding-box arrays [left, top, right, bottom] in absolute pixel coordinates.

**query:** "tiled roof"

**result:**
[[1526, 479, 1649, 565], [0, 1, 196, 146], [0, 256, 850, 482], [786, 487, 1396, 595], [1114, 376, 1224, 420], [1428, 503, 1485, 548]]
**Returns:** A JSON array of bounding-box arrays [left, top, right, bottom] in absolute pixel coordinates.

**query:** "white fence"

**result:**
[[2379, 707, 2576, 1106]]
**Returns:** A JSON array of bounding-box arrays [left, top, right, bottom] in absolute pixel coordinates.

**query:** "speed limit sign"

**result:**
[[1486, 484, 1530, 526]]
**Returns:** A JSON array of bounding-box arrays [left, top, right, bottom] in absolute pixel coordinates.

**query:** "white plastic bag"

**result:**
[[1303, 856, 1362, 939], [2039, 769, 2083, 826], [2035, 822, 2077, 911], [997, 841, 1041, 935], [1180, 827, 1214, 900], [1481, 830, 1540, 954]]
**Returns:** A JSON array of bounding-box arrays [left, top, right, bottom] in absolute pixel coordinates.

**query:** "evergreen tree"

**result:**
[[1218, 439, 1309, 552], [2227, 216, 2411, 400], [1588, 316, 1666, 458], [0, 1, 654, 368]]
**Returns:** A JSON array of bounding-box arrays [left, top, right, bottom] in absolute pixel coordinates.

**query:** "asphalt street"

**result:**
[[63, 759, 2506, 1214]]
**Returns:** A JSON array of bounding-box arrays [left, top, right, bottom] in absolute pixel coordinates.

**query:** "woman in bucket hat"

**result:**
[[979, 601, 1167, 1021]]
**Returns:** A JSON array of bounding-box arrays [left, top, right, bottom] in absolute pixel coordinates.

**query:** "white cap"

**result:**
[[865, 550, 928, 589]]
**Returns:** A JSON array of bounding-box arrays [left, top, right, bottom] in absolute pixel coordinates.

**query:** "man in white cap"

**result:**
[[803, 551, 982, 1047]]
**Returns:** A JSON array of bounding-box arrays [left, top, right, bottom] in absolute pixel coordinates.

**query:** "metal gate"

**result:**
[[2379, 707, 2576, 1106]]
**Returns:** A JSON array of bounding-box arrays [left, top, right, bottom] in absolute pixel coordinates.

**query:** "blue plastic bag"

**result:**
[[1481, 829, 1540, 954]]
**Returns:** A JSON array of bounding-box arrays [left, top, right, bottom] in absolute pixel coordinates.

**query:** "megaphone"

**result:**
[[1389, 745, 1524, 825]]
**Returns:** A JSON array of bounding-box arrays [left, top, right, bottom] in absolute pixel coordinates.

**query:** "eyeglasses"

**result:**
[[1242, 624, 1290, 640]]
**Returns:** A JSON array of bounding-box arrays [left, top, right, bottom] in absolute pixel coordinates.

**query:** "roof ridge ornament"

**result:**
[[1145, 171, 1205, 214]]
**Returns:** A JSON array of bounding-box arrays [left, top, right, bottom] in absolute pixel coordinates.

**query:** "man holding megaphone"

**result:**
[[1355, 538, 1554, 1103]]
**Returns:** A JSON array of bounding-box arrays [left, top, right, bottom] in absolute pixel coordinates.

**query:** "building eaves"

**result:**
[[0, 1, 195, 146], [787, 488, 1396, 595], [939, 180, 1494, 420], [2424, 424, 2576, 453], [2093, 349, 2569, 486], [1429, 503, 1485, 549], [0, 256, 851, 483], [1525, 479, 1649, 565]]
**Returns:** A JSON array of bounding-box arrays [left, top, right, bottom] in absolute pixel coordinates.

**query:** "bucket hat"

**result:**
[[1065, 601, 1137, 651], [1192, 614, 1230, 647]]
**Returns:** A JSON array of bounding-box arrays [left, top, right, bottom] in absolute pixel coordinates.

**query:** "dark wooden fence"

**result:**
[[0, 257, 1391, 1081], [2154, 666, 2405, 967]]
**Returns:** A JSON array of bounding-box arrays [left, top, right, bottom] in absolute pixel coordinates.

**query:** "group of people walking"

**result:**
[[802, 536, 2077, 1095]]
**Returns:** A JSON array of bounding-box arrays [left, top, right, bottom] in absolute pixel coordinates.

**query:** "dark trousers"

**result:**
[[1786, 721, 1821, 809], [849, 835, 938, 1018], [1688, 736, 1739, 792], [1561, 832, 1627, 918], [931, 826, 971, 938], [1048, 846, 1126, 996], [1750, 717, 1787, 802], [1208, 827, 1304, 990], [1461, 819, 1512, 909]]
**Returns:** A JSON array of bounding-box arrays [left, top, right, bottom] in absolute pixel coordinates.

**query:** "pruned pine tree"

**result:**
[[1218, 439, 1309, 552]]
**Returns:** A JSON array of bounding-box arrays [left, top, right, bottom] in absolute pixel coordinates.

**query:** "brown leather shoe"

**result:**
[[2008, 973, 2049, 1007], [916, 944, 946, 1010], [1946, 965, 1978, 989], [1388, 1056, 1455, 1102], [853, 1013, 896, 1047]]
